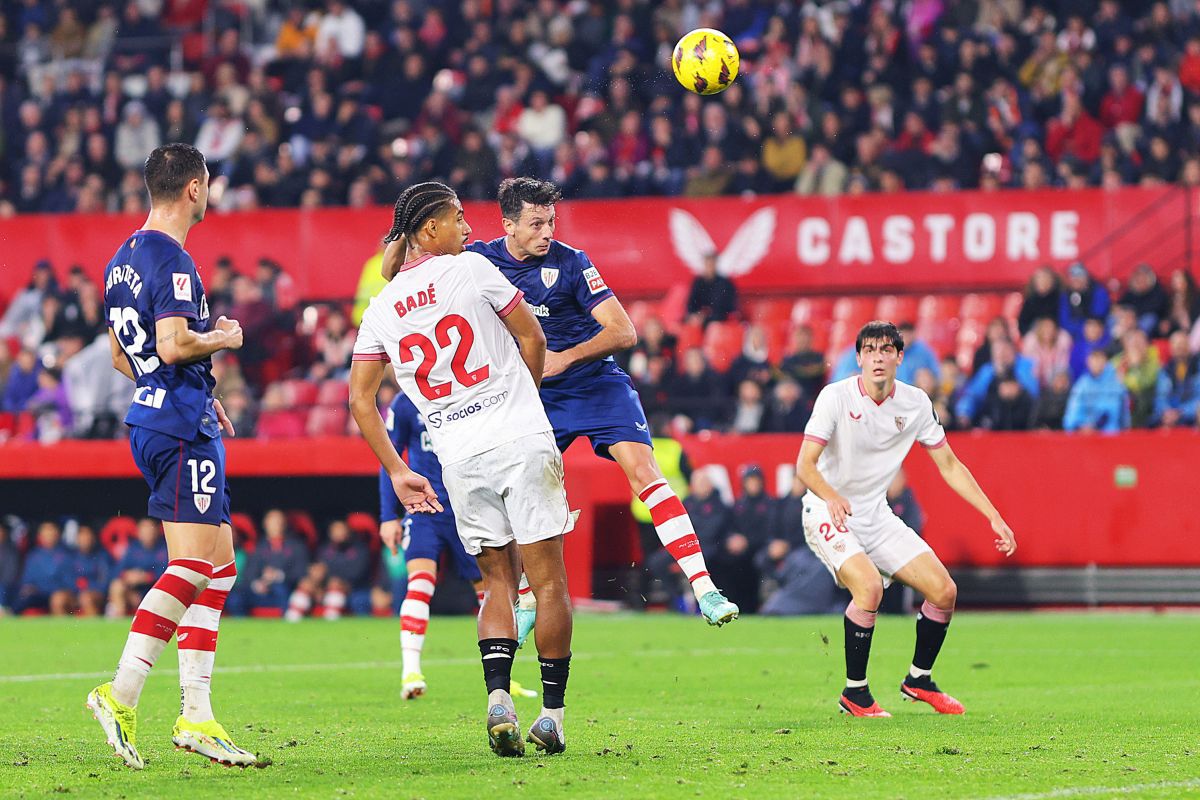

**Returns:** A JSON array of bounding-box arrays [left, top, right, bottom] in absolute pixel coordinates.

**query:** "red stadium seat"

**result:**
[[230, 512, 259, 553], [875, 294, 920, 324], [14, 412, 35, 440], [658, 283, 690, 331], [306, 406, 349, 437], [286, 510, 319, 551], [766, 320, 791, 363], [702, 321, 744, 372], [960, 293, 1006, 325], [625, 300, 653, 332], [674, 321, 704, 355], [0, 412, 14, 439], [100, 516, 137, 560], [346, 511, 380, 554], [744, 297, 793, 326], [917, 294, 959, 322], [283, 379, 320, 409], [316, 379, 349, 408], [832, 296, 876, 327], [825, 319, 857, 360], [257, 410, 307, 440]]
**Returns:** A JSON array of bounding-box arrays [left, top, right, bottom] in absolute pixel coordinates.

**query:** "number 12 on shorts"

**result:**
[[188, 459, 217, 494]]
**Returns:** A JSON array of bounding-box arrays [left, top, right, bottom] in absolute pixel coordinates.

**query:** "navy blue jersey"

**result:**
[[380, 392, 452, 523], [103, 230, 219, 441], [466, 237, 615, 385]]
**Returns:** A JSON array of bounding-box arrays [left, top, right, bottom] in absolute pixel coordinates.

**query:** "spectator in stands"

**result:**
[[0, 260, 56, 343], [679, 468, 732, 593], [1119, 264, 1169, 336], [2, 347, 40, 413], [315, 0, 366, 66], [729, 379, 765, 434], [778, 324, 826, 399], [219, 386, 257, 438], [25, 367, 71, 442], [113, 100, 161, 172], [1164, 269, 1200, 337], [627, 317, 679, 377], [107, 518, 168, 617], [1059, 262, 1112, 341], [979, 375, 1035, 431], [896, 322, 940, 384], [311, 307, 355, 379], [1032, 370, 1074, 430], [756, 473, 832, 614], [727, 325, 772, 390], [972, 317, 1011, 375], [956, 338, 1040, 427], [761, 110, 806, 192], [0, 522, 18, 615], [762, 379, 810, 433], [248, 509, 310, 613], [830, 344, 860, 382], [685, 252, 737, 327], [1018, 266, 1063, 337], [1154, 331, 1200, 427], [794, 142, 848, 196], [312, 519, 372, 618], [1022, 316, 1073, 388], [712, 465, 773, 614], [1111, 329, 1162, 427], [633, 354, 672, 420], [1064, 349, 1129, 433], [1105, 304, 1139, 358], [194, 100, 243, 174], [14, 520, 73, 615], [671, 347, 726, 432], [1070, 316, 1111, 378], [72, 524, 111, 617]]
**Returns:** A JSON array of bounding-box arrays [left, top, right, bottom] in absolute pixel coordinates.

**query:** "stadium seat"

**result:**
[[703, 321, 745, 372], [346, 511, 380, 554], [14, 412, 35, 440], [790, 297, 835, 327], [959, 293, 1006, 325], [230, 512, 259, 553], [825, 319, 858, 361], [257, 410, 307, 440], [744, 297, 793, 326], [875, 294, 920, 324], [99, 516, 137, 560], [0, 412, 14, 439], [283, 378, 320, 409], [657, 283, 690, 331], [316, 379, 349, 408], [832, 296, 877, 328], [674, 321, 704, 355], [286, 510, 319, 551], [626, 300, 654, 332], [306, 406, 349, 437]]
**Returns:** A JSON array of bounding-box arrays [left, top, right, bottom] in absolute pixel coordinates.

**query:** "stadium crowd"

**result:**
[[6, 0, 1200, 214]]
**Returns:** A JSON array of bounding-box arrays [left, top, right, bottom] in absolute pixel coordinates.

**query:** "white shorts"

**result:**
[[802, 496, 931, 588], [441, 431, 574, 555]]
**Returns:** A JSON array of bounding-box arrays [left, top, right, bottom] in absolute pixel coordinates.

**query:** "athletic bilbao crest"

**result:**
[[541, 267, 559, 288], [894, 416, 906, 431], [668, 207, 777, 277], [194, 494, 212, 514]]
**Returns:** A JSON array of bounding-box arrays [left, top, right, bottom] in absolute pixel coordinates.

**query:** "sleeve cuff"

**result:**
[[584, 291, 614, 311], [803, 433, 828, 446], [154, 311, 198, 321], [353, 352, 391, 362], [498, 289, 525, 318], [921, 436, 948, 450]]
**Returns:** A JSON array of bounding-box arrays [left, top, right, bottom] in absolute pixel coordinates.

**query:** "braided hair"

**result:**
[[383, 182, 459, 245]]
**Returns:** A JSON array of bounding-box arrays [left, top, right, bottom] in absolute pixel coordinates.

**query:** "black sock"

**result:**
[[539, 655, 571, 709], [844, 608, 876, 684], [479, 638, 517, 694], [912, 611, 951, 675]]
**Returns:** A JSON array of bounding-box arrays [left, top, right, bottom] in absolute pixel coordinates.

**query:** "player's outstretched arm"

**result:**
[[155, 315, 243, 365], [108, 329, 136, 382], [796, 439, 853, 529], [543, 296, 637, 379], [348, 358, 443, 514], [499, 300, 547, 388], [926, 443, 1017, 556]]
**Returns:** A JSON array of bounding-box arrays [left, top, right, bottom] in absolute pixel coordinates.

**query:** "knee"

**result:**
[[853, 581, 884, 612], [628, 458, 662, 492], [927, 578, 957, 610]]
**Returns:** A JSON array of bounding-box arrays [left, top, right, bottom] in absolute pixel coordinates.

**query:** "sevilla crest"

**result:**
[[668, 206, 777, 277], [894, 416, 906, 431]]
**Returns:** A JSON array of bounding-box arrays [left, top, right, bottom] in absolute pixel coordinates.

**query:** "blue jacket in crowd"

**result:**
[[955, 356, 1041, 423], [1063, 364, 1129, 432]]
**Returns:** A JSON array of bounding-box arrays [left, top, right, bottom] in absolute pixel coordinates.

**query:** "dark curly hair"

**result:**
[[855, 320, 905, 353], [497, 177, 562, 222], [383, 182, 459, 245]]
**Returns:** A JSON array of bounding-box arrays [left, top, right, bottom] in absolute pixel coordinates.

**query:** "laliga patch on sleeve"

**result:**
[[582, 266, 607, 294], [172, 272, 192, 301]]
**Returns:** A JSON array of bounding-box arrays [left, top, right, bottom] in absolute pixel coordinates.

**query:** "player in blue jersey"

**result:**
[[381, 392, 483, 699], [87, 144, 255, 770], [466, 178, 739, 627]]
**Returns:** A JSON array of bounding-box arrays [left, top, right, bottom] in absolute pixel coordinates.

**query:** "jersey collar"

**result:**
[[857, 376, 896, 405], [397, 253, 436, 273], [133, 229, 183, 250]]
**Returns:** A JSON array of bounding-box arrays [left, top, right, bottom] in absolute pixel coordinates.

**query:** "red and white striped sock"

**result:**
[[111, 558, 213, 707], [637, 479, 717, 599], [401, 571, 435, 676], [285, 588, 311, 621], [322, 589, 346, 620], [177, 561, 236, 723]]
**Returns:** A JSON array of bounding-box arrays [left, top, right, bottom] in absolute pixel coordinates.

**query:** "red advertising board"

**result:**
[[0, 187, 1191, 303]]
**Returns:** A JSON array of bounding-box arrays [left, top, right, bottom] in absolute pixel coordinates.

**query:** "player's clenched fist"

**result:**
[[215, 315, 244, 350], [391, 469, 444, 515], [991, 516, 1017, 556]]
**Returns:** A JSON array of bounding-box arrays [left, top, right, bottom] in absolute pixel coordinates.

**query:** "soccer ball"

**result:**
[[671, 28, 740, 96]]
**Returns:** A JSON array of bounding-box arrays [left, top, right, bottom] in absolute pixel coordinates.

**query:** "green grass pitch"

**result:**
[[1, 613, 1198, 799]]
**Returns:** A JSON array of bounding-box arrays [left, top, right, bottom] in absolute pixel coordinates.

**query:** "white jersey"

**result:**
[[803, 376, 946, 512], [353, 250, 552, 466]]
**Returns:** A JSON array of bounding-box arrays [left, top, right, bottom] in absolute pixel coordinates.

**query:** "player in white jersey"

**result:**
[[797, 321, 1017, 718], [349, 183, 573, 757]]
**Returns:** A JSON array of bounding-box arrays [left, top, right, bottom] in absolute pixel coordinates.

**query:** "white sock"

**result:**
[[845, 677, 869, 689], [177, 561, 236, 723], [909, 665, 932, 679]]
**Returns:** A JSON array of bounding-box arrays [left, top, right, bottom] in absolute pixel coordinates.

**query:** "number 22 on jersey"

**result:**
[[399, 314, 491, 401], [109, 306, 161, 375]]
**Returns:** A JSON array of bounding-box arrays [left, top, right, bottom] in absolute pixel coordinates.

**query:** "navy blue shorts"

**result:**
[[540, 365, 652, 460], [402, 514, 481, 583], [129, 426, 231, 526]]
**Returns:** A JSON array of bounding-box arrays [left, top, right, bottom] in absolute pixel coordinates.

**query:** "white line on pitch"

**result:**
[[978, 778, 1200, 800]]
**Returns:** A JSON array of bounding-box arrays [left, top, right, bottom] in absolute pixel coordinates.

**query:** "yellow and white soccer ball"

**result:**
[[671, 28, 740, 95]]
